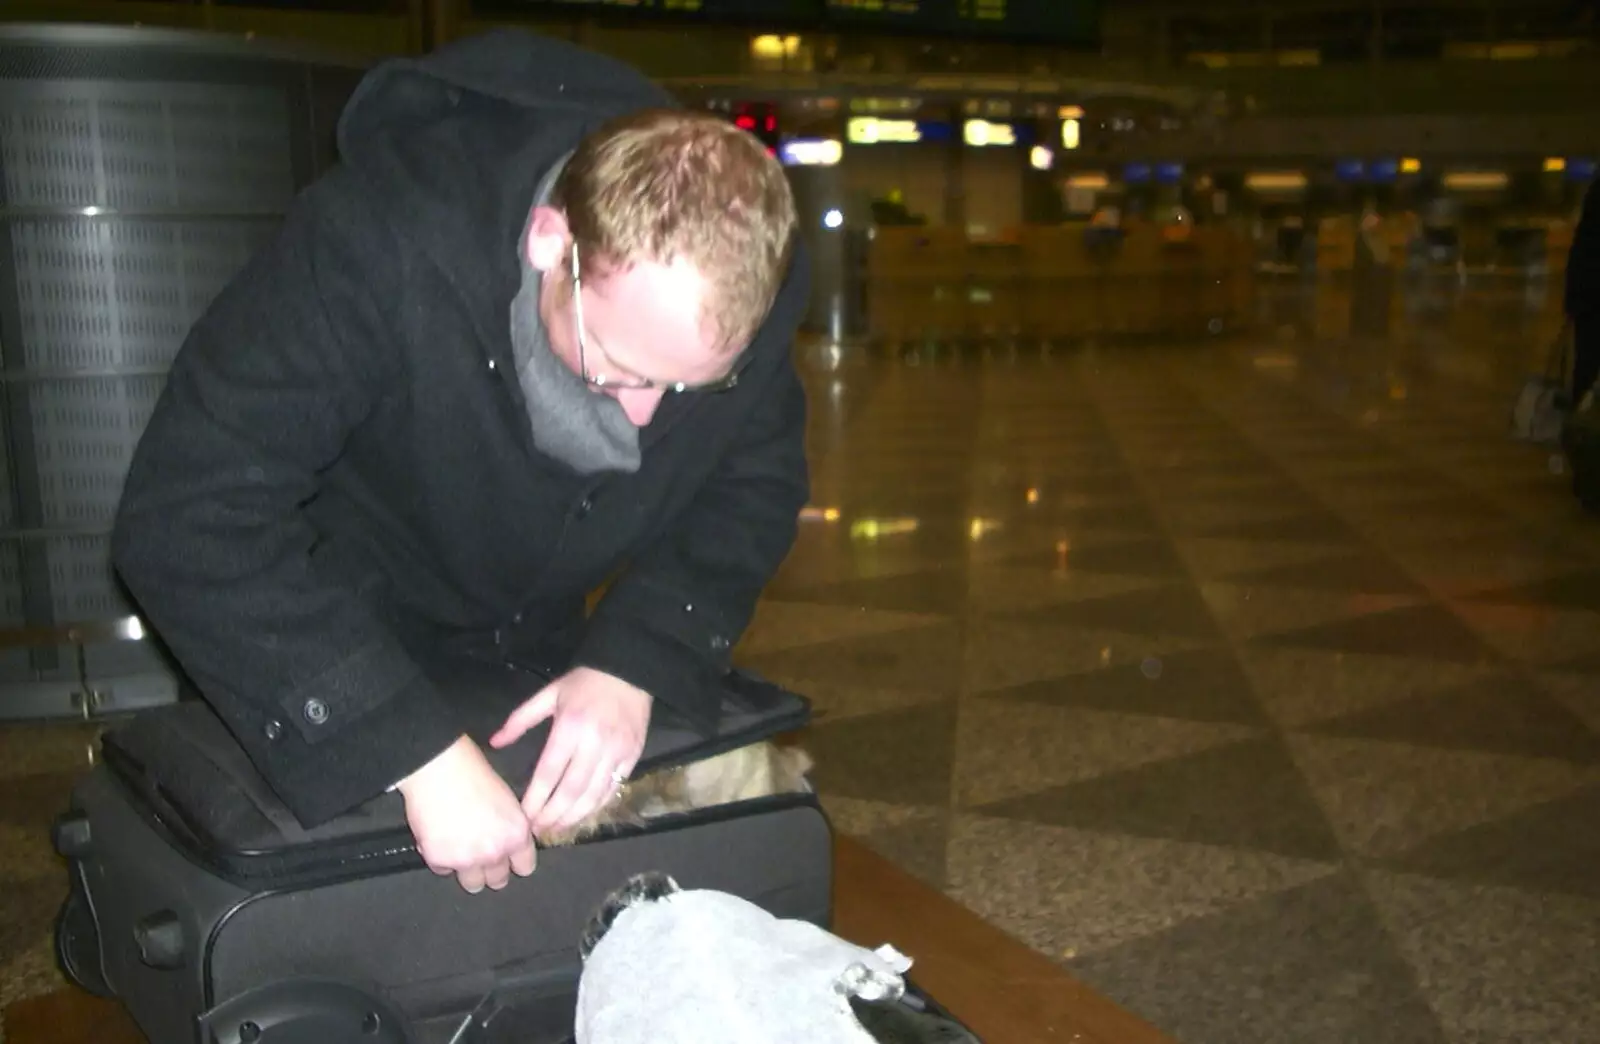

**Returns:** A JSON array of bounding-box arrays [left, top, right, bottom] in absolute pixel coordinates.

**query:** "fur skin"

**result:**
[[537, 740, 814, 848], [579, 870, 680, 961]]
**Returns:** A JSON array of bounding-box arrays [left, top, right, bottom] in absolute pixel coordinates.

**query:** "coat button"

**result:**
[[575, 498, 593, 519], [302, 698, 330, 725], [264, 720, 283, 741], [710, 635, 730, 651]]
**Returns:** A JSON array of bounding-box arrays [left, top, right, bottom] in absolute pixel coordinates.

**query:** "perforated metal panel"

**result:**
[[0, 542, 22, 629], [1, 80, 296, 212], [8, 218, 279, 372], [29, 373, 168, 528], [0, 23, 371, 719]]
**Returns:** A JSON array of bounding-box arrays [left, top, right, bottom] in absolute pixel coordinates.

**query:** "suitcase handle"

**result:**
[[100, 741, 220, 856]]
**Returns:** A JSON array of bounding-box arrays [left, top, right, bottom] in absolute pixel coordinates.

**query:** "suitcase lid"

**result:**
[[96, 665, 812, 886]]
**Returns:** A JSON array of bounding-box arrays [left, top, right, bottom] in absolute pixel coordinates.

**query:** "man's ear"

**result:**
[[524, 205, 569, 273]]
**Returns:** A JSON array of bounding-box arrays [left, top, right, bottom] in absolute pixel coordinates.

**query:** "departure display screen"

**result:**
[[476, 0, 1101, 46], [825, 0, 1099, 45], [471, 1, 817, 21]]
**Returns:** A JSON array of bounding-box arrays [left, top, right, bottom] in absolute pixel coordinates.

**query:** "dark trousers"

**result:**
[[1576, 318, 1600, 404]]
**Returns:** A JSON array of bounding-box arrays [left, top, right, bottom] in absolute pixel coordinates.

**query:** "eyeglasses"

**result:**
[[569, 242, 744, 395]]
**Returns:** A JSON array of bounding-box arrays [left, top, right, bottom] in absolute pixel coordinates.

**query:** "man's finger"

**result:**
[[521, 716, 579, 819], [484, 858, 513, 891], [532, 729, 601, 832], [510, 838, 538, 877], [490, 686, 560, 749], [457, 865, 486, 895], [554, 752, 621, 832]]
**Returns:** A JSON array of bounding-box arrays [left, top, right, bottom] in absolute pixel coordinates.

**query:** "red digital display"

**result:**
[[731, 103, 781, 152]]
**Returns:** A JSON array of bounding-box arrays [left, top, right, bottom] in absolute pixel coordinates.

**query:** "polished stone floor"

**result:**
[[755, 276, 1600, 1044], [4, 274, 1599, 1043]]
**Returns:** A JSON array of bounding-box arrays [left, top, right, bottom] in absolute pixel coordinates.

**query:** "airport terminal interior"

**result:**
[[1, 1, 1598, 1042]]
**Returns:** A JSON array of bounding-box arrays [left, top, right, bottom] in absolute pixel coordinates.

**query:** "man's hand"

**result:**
[[489, 667, 652, 839], [395, 735, 538, 894]]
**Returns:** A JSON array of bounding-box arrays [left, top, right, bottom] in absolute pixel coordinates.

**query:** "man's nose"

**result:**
[[616, 388, 665, 427]]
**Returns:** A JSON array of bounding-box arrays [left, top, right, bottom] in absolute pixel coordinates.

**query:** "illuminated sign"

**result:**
[[1245, 171, 1309, 191], [847, 117, 922, 144], [779, 138, 843, 166], [1030, 145, 1054, 171], [1442, 171, 1509, 191], [750, 34, 801, 59], [851, 516, 920, 540], [1061, 118, 1081, 150], [963, 119, 1016, 147]]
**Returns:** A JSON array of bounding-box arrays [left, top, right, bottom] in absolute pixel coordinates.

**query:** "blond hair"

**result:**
[[550, 107, 798, 355]]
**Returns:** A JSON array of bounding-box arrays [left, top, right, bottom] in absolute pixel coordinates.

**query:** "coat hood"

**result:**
[[336, 27, 677, 159], [325, 29, 682, 374]]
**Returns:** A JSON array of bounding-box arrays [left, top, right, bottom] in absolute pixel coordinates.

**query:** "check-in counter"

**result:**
[[862, 221, 1258, 345]]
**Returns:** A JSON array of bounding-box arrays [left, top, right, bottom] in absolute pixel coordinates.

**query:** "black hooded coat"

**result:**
[[111, 29, 812, 827]]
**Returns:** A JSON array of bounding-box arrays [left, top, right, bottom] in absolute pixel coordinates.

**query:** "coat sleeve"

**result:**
[[569, 258, 812, 732], [111, 170, 463, 827]]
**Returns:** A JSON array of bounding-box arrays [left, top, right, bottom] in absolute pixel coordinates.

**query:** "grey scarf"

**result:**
[[508, 156, 642, 475]]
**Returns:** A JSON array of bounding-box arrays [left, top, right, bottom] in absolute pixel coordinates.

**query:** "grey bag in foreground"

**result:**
[[51, 663, 832, 1044], [572, 872, 981, 1044]]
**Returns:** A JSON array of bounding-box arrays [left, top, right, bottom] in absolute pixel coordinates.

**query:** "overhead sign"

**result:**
[[963, 119, 1016, 147], [847, 117, 922, 144], [780, 138, 843, 166]]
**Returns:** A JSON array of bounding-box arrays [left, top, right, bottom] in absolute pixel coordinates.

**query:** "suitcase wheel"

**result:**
[[199, 979, 413, 1044], [54, 890, 113, 998]]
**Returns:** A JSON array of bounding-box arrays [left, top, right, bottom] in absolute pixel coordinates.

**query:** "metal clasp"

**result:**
[[67, 627, 105, 722]]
